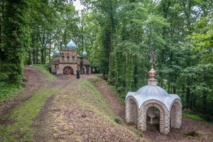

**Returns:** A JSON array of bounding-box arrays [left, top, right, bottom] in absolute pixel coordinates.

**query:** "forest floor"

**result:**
[[0, 66, 213, 142]]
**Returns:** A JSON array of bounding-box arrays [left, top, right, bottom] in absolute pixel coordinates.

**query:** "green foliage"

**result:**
[[0, 62, 23, 102], [0, 81, 22, 102], [2, 0, 31, 85], [183, 111, 205, 122], [114, 117, 123, 125], [79, 0, 213, 119], [0, 87, 59, 141]]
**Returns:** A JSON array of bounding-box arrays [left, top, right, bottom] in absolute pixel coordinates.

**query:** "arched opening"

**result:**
[[141, 101, 169, 134], [170, 101, 182, 129], [146, 106, 160, 132], [63, 66, 74, 75], [126, 98, 138, 125]]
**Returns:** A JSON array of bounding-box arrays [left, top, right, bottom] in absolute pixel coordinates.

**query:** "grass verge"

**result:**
[[32, 65, 56, 81], [0, 82, 23, 102], [0, 87, 59, 142], [183, 111, 205, 121], [0, 71, 23, 102]]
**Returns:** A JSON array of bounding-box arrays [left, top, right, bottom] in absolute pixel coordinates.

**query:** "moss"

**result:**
[[184, 131, 199, 137]]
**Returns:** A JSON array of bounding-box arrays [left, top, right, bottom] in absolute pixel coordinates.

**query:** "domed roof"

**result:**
[[136, 85, 169, 98], [62, 44, 65, 48], [82, 51, 87, 57], [126, 85, 180, 110], [55, 50, 60, 56], [126, 66, 181, 110], [67, 40, 76, 49]]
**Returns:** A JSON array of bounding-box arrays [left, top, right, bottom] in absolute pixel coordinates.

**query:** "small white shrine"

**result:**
[[125, 53, 182, 134]]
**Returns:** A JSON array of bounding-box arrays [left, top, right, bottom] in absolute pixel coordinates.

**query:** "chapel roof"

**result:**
[[67, 40, 77, 49], [82, 51, 87, 57], [51, 57, 59, 65], [126, 65, 181, 110], [55, 50, 60, 56], [83, 58, 91, 65]]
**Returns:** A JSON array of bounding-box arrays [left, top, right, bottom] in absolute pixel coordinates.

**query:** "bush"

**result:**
[[0, 81, 21, 102], [114, 117, 122, 125]]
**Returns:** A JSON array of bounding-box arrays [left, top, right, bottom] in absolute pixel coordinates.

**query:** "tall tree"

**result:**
[[3, 0, 30, 85]]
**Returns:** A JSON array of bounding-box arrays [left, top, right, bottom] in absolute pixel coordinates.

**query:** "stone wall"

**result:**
[[170, 100, 182, 129], [138, 100, 170, 135], [51, 65, 56, 73], [126, 97, 138, 125], [60, 50, 77, 63]]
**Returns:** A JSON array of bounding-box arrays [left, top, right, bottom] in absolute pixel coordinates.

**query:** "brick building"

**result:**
[[50, 40, 91, 75]]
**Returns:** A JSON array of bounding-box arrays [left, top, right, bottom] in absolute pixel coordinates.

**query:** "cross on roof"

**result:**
[[150, 51, 155, 65]]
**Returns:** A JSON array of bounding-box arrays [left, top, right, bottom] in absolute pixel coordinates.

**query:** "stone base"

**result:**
[[148, 79, 157, 86]]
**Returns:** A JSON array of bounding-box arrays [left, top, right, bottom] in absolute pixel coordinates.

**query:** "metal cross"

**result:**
[[150, 51, 155, 65]]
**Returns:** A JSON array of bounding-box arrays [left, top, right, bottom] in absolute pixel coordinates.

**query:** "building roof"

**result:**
[[126, 66, 181, 111], [51, 57, 59, 65], [55, 50, 60, 56], [126, 85, 181, 111], [82, 51, 87, 57], [62, 44, 65, 48], [83, 58, 91, 65], [67, 40, 77, 49]]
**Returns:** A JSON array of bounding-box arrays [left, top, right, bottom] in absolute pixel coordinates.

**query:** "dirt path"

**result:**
[[34, 77, 145, 142], [0, 66, 95, 125], [0, 66, 48, 117], [0, 66, 213, 142], [143, 116, 213, 142]]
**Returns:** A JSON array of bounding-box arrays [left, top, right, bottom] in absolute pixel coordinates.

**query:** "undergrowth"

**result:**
[[183, 111, 205, 122], [0, 87, 59, 142], [0, 65, 55, 102], [0, 82, 22, 102], [0, 72, 22, 102]]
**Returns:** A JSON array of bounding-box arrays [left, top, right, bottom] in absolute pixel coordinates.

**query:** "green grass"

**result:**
[[0, 82, 23, 102], [183, 111, 205, 121], [32, 65, 56, 81], [0, 71, 23, 102], [62, 79, 121, 123], [0, 87, 59, 142], [68, 80, 144, 139], [78, 80, 115, 118], [0, 65, 56, 102]]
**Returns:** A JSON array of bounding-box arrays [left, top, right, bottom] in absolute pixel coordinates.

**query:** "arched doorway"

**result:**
[[126, 97, 138, 125], [170, 100, 182, 129], [63, 66, 74, 75], [146, 106, 160, 131], [141, 101, 169, 134]]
